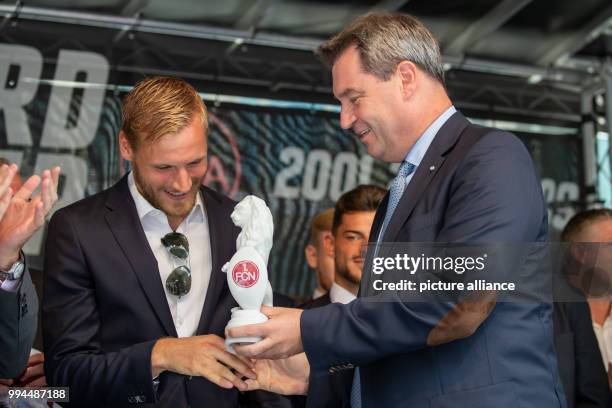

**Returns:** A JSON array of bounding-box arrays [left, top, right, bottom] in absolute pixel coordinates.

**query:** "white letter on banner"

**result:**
[[0, 44, 42, 146], [40, 50, 109, 149]]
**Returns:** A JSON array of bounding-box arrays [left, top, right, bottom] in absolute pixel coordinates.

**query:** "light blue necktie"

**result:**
[[350, 160, 416, 408], [379, 160, 416, 240]]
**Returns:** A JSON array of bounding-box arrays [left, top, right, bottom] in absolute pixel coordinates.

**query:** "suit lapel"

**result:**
[[368, 194, 388, 245], [104, 176, 178, 337], [195, 187, 234, 335], [382, 112, 470, 242]]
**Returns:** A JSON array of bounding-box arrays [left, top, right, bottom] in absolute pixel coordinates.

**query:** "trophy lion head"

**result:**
[[232, 195, 274, 264]]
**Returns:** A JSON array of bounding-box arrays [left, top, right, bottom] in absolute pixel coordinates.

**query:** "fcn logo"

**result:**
[[232, 261, 260, 288]]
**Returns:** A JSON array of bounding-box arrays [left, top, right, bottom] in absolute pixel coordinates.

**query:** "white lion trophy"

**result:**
[[222, 195, 274, 352]]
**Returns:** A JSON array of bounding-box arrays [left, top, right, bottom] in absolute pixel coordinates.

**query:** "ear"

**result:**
[[119, 131, 134, 162], [323, 232, 335, 258], [397, 61, 418, 100], [305, 244, 318, 268]]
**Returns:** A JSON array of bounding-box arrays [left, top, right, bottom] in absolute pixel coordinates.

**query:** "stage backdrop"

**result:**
[[0, 45, 581, 297]]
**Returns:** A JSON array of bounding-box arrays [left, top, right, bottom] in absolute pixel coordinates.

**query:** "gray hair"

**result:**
[[317, 12, 444, 84]]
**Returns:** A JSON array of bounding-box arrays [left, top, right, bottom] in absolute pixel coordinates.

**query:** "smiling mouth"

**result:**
[[166, 191, 189, 200], [356, 128, 371, 137]]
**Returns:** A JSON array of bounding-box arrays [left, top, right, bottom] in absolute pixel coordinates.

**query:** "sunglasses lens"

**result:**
[[169, 246, 188, 259], [162, 232, 189, 260], [162, 233, 189, 251], [165, 265, 191, 296]]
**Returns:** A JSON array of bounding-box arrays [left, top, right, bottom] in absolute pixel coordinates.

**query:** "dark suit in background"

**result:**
[[0, 268, 38, 378], [43, 176, 240, 407], [240, 292, 299, 408], [554, 282, 611, 408], [301, 112, 566, 407], [300, 293, 351, 408]]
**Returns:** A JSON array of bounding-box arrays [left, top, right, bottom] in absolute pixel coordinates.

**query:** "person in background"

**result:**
[[301, 185, 385, 407], [558, 208, 612, 401], [304, 208, 335, 300], [0, 160, 60, 403]]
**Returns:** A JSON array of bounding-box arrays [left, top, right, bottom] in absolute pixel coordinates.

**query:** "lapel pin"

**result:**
[[429, 165, 436, 171]]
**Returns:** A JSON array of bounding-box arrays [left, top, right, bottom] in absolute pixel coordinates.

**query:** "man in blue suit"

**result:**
[[230, 12, 566, 407]]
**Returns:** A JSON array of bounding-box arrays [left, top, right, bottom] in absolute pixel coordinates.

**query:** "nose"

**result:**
[[172, 168, 192, 192], [339, 104, 356, 130]]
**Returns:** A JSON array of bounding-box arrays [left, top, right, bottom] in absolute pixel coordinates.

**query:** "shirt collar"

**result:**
[[329, 282, 356, 304], [127, 171, 205, 226], [404, 105, 456, 167]]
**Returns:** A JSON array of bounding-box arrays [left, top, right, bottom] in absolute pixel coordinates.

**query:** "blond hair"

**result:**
[[122, 76, 207, 148], [309, 208, 334, 244]]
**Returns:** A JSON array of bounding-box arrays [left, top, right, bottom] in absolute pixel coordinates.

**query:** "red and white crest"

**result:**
[[231, 261, 260, 288]]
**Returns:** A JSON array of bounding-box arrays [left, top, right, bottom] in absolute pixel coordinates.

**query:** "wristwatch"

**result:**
[[0, 257, 25, 281]]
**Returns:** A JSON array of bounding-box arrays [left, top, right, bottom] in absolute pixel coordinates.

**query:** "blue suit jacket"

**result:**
[[301, 112, 567, 407]]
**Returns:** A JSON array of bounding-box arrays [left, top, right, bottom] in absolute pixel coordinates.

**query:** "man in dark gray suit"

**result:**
[[230, 12, 566, 408], [0, 161, 60, 383], [43, 76, 255, 407]]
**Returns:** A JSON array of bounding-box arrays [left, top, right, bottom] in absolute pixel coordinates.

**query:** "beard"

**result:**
[[132, 164, 203, 222], [335, 260, 362, 286]]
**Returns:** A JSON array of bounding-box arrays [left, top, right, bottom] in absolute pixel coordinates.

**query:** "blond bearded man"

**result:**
[[42, 77, 255, 407]]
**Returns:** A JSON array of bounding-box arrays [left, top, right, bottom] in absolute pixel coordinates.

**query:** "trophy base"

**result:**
[[225, 308, 268, 353]]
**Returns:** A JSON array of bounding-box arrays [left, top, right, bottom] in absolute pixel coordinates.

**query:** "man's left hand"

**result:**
[[228, 306, 304, 360]]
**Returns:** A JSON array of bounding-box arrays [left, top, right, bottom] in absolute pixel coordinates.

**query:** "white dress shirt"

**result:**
[[128, 173, 212, 338], [593, 312, 612, 372], [329, 282, 356, 305]]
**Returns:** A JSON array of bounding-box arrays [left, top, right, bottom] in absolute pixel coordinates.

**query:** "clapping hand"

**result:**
[[0, 166, 61, 268]]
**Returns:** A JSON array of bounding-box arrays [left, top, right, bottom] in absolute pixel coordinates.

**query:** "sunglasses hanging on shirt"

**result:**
[[161, 232, 191, 297]]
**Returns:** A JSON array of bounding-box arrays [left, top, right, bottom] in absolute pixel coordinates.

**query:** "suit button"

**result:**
[[328, 367, 336, 374], [20, 294, 28, 317]]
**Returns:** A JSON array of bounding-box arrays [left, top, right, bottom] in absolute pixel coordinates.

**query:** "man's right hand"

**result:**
[[151, 334, 256, 391]]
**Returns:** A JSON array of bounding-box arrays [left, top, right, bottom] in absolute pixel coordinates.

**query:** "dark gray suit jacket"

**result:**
[[43, 175, 241, 407], [0, 265, 38, 378]]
